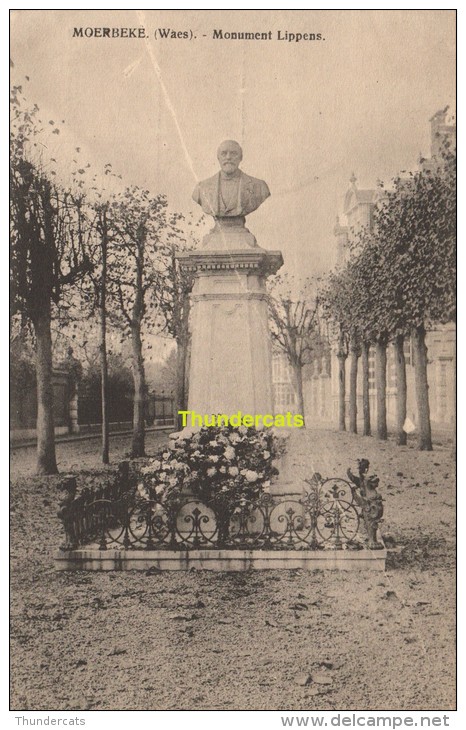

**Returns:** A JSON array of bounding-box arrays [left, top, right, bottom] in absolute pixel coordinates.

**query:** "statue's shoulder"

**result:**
[[240, 171, 270, 196], [198, 172, 220, 190], [192, 173, 219, 204]]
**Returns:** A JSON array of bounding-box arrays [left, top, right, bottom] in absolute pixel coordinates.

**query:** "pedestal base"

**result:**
[[55, 547, 387, 572], [202, 220, 257, 249], [178, 247, 283, 415]]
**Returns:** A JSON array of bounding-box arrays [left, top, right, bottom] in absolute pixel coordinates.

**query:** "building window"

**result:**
[[368, 348, 376, 393], [272, 353, 293, 383], [403, 337, 412, 366], [273, 382, 296, 408]]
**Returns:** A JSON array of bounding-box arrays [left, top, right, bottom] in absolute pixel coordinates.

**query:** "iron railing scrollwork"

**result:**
[[58, 459, 384, 552]]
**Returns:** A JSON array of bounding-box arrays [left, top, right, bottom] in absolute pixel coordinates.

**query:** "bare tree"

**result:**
[[154, 241, 194, 429], [268, 274, 322, 424]]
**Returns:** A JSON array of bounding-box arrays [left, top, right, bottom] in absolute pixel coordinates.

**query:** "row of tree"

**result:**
[[318, 140, 455, 450], [10, 83, 195, 474], [266, 135, 455, 451]]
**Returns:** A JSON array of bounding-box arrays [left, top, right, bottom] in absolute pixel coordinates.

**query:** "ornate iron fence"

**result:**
[[57, 460, 384, 552]]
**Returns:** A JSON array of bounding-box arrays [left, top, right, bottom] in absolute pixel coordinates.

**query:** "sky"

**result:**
[[10, 9, 456, 278]]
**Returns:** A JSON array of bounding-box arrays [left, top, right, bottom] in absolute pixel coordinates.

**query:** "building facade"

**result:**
[[329, 108, 455, 431], [272, 351, 298, 414]]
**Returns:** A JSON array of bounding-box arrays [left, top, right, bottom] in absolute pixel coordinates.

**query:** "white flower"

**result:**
[[209, 454, 219, 462], [219, 466, 227, 474], [143, 459, 161, 473], [209, 440, 218, 447], [137, 483, 149, 499], [168, 476, 178, 487], [162, 452, 170, 460], [229, 432, 241, 444], [263, 450, 271, 459], [224, 446, 236, 460], [207, 467, 217, 477], [238, 426, 248, 435], [245, 470, 258, 483], [229, 466, 239, 476], [155, 484, 165, 495]]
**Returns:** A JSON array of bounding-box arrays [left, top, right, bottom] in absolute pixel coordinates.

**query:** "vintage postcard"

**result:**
[[9, 8, 456, 721]]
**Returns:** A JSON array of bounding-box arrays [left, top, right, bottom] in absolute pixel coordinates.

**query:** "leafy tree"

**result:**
[[319, 269, 355, 433], [84, 167, 128, 463], [370, 138, 456, 450], [78, 197, 114, 464], [10, 85, 91, 473], [106, 186, 171, 457], [325, 133, 455, 450], [350, 237, 389, 441], [94, 203, 110, 461], [320, 233, 390, 439]]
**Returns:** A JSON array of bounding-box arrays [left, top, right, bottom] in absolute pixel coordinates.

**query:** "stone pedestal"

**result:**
[[178, 242, 283, 415]]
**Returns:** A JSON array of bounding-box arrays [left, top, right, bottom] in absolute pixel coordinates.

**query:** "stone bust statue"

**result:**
[[192, 140, 270, 219]]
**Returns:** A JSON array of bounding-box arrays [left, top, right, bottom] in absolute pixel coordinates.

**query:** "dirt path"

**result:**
[[10, 428, 455, 711]]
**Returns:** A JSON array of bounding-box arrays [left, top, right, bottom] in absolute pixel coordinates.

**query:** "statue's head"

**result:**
[[217, 140, 243, 176]]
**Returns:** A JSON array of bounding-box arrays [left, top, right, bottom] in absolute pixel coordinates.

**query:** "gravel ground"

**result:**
[[10, 428, 456, 711]]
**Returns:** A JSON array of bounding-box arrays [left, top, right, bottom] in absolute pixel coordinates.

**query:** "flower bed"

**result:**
[[137, 424, 287, 511]]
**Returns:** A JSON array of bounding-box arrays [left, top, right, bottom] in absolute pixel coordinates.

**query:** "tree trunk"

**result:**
[[131, 322, 146, 457], [394, 334, 407, 446], [34, 309, 58, 475], [100, 218, 109, 464], [129, 232, 147, 458], [337, 354, 346, 431], [293, 362, 306, 427], [452, 355, 456, 460], [361, 341, 371, 436], [100, 306, 109, 464], [175, 336, 187, 430], [175, 289, 190, 430], [349, 338, 359, 434], [412, 324, 432, 451], [375, 338, 387, 440]]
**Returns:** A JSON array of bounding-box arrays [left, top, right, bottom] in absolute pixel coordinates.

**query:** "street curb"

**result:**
[[10, 425, 173, 450]]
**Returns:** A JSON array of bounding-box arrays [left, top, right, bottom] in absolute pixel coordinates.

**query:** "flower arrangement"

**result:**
[[137, 424, 287, 510]]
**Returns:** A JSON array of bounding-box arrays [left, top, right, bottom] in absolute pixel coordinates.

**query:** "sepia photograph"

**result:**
[[9, 7, 456, 718]]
